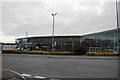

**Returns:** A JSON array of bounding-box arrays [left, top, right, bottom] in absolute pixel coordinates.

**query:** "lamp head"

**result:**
[[52, 14, 54, 16], [52, 13, 57, 16], [55, 13, 57, 15]]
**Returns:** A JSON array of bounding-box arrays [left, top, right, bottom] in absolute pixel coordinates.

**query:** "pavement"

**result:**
[[2, 53, 119, 60], [2, 53, 120, 80]]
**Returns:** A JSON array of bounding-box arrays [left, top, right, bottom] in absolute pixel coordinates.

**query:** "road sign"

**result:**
[[53, 42, 57, 46]]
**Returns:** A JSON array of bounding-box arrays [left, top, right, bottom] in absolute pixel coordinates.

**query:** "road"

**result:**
[[2, 54, 119, 80]]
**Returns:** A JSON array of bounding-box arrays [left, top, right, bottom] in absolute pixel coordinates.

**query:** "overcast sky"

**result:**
[[0, 0, 120, 43]]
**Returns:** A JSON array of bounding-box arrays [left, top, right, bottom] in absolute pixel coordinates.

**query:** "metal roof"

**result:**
[[17, 28, 119, 39]]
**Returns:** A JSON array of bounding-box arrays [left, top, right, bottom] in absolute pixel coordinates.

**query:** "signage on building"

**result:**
[[22, 39, 28, 42], [90, 48, 95, 52], [90, 48, 101, 52], [53, 42, 57, 46], [96, 48, 100, 52]]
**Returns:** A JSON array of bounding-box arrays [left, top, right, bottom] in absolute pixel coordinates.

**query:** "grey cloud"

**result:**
[[2, 1, 120, 37]]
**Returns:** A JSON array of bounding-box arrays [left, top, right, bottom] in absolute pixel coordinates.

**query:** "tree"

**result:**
[[73, 45, 87, 55]]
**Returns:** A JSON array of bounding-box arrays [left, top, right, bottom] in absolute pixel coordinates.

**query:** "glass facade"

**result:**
[[16, 36, 80, 52], [16, 29, 120, 52], [80, 29, 120, 53]]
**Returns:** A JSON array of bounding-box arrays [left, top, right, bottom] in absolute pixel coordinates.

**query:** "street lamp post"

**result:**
[[116, 0, 119, 53], [52, 13, 57, 51]]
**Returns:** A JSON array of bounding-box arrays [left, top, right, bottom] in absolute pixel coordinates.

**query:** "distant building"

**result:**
[[0, 43, 3, 53], [2, 43, 16, 50], [16, 28, 120, 52]]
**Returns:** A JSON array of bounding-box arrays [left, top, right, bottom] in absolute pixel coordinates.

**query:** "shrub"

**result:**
[[2, 50, 44, 54], [44, 52, 75, 55], [86, 52, 119, 56], [2, 50, 119, 56], [73, 46, 87, 55], [2, 50, 75, 55], [86, 52, 94, 56]]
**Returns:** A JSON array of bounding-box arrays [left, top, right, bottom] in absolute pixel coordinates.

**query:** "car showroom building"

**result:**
[[16, 28, 120, 53]]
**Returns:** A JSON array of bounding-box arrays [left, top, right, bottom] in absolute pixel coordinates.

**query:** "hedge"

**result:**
[[2, 50, 74, 55], [2, 50, 44, 54], [2, 50, 119, 56], [86, 52, 119, 56]]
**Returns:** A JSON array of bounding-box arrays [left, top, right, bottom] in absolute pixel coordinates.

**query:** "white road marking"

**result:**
[[22, 73, 47, 79], [1, 68, 26, 80], [1, 68, 47, 79], [21, 74, 32, 77], [34, 76, 46, 79]]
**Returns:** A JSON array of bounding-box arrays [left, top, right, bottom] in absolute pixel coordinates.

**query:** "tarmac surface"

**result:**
[[2, 54, 119, 80]]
